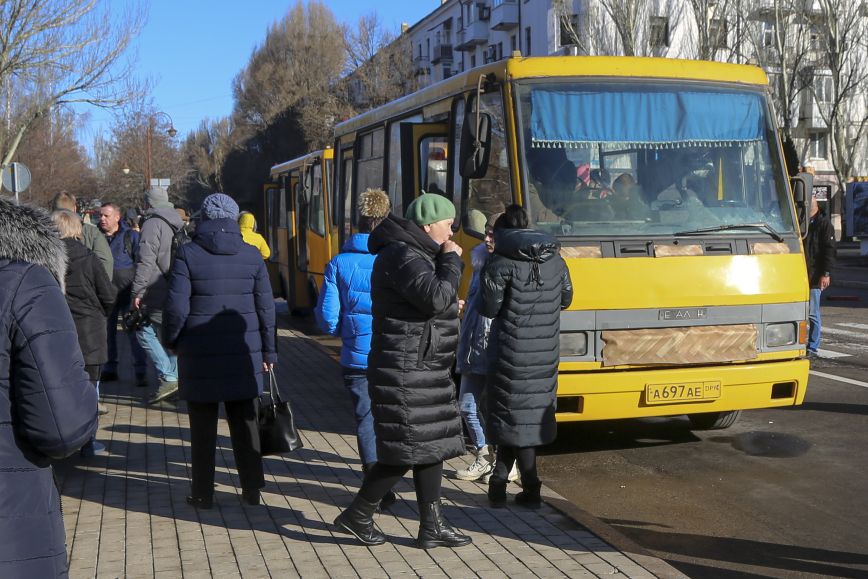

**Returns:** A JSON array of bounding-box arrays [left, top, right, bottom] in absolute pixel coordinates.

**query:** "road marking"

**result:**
[[810, 370, 868, 389], [836, 322, 868, 331], [816, 348, 853, 359], [821, 327, 866, 339]]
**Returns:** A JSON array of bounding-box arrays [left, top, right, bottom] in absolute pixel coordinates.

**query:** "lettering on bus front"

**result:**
[[658, 308, 707, 321]]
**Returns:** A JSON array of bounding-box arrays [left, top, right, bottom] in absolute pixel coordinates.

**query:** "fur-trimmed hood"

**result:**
[[0, 196, 67, 291]]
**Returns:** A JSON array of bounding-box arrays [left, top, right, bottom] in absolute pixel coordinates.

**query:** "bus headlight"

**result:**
[[560, 331, 588, 357], [766, 323, 796, 347]]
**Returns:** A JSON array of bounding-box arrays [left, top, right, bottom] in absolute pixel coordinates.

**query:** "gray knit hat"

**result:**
[[201, 193, 239, 220]]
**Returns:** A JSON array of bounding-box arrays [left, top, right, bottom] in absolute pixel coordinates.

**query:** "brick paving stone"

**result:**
[[51, 317, 675, 579]]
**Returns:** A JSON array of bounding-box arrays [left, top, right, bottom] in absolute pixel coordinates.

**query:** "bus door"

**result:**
[[287, 169, 310, 311], [336, 146, 354, 248], [262, 182, 283, 297], [400, 123, 450, 212], [304, 159, 332, 306]]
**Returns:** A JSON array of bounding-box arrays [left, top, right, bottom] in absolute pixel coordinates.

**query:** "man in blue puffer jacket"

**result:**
[[0, 196, 99, 577], [315, 188, 392, 499]]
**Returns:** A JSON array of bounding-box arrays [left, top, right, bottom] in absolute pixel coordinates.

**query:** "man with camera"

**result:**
[[99, 202, 148, 387], [132, 187, 184, 403]]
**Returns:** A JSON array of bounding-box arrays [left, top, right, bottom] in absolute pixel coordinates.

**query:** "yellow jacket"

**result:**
[[238, 213, 271, 260]]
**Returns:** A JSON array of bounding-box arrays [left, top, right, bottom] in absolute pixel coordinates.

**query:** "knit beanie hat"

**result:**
[[405, 193, 455, 226], [145, 186, 170, 207], [359, 188, 390, 218], [201, 193, 239, 220]]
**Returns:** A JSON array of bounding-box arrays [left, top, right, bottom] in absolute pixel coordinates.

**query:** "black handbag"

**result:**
[[258, 369, 303, 455]]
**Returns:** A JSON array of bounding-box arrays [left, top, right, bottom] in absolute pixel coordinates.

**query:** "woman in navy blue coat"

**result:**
[[164, 193, 276, 509], [0, 197, 98, 577]]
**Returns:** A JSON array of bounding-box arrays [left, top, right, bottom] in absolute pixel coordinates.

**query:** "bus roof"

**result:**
[[334, 55, 768, 137], [269, 147, 334, 178]]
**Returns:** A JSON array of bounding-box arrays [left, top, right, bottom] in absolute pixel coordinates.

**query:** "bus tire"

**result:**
[[688, 410, 741, 430]]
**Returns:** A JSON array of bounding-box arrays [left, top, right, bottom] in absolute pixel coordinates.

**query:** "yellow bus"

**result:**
[[263, 148, 338, 311], [328, 54, 812, 430]]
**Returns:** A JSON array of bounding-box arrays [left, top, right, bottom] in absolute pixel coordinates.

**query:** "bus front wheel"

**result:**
[[688, 410, 741, 430]]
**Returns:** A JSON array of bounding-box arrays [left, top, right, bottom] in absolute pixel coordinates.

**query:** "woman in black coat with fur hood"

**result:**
[[480, 205, 573, 508], [334, 193, 471, 550]]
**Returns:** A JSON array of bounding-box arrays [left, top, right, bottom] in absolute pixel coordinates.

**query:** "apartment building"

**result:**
[[397, 0, 867, 236]]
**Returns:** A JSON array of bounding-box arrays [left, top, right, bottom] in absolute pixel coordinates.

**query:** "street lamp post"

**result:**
[[144, 111, 177, 189]]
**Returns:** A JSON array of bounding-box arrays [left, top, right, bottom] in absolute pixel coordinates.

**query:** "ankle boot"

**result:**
[[488, 480, 507, 508], [334, 495, 386, 545], [514, 481, 542, 508], [417, 500, 472, 549]]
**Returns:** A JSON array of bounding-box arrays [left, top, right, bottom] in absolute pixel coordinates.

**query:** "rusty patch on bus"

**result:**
[[654, 244, 703, 257], [560, 246, 602, 259], [752, 242, 790, 254]]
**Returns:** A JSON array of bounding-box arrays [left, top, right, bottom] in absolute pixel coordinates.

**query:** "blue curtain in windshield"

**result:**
[[530, 89, 764, 148]]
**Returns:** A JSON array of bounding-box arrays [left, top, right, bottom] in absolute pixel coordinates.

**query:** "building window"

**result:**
[[497, 42, 503, 60], [709, 18, 728, 49], [525, 26, 532, 54], [814, 75, 833, 105], [470, 53, 477, 68], [559, 13, 579, 47], [649, 16, 670, 48], [510, 34, 517, 53], [808, 132, 828, 159], [761, 20, 775, 48]]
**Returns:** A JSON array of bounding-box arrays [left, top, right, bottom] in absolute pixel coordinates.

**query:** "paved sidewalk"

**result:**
[[56, 318, 683, 578]]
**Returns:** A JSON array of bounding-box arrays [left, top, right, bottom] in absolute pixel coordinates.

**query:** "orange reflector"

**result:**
[[798, 320, 808, 344]]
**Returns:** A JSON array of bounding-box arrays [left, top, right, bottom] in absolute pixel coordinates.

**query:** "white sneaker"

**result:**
[[456, 450, 494, 481], [482, 461, 520, 484]]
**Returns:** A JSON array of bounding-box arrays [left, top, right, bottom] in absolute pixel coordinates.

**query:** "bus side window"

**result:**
[[450, 96, 465, 231], [310, 162, 326, 236], [356, 128, 386, 211], [464, 91, 512, 236], [419, 136, 449, 197]]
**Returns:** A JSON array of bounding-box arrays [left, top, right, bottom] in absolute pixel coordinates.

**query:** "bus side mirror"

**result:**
[[791, 173, 812, 239], [460, 112, 492, 179]]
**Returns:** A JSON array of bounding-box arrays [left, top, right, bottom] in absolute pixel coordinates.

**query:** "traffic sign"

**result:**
[[1, 162, 32, 204]]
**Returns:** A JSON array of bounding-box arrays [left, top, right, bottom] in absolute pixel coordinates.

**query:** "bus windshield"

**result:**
[[515, 80, 795, 238]]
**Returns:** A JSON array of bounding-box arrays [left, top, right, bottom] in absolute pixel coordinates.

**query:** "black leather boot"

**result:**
[[417, 500, 472, 549], [334, 495, 386, 546], [488, 480, 507, 508], [514, 481, 542, 508]]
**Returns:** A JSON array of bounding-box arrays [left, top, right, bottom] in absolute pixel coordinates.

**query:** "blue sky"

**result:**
[[80, 0, 439, 146]]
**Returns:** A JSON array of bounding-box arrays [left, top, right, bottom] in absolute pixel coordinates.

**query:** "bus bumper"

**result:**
[[555, 359, 809, 422]]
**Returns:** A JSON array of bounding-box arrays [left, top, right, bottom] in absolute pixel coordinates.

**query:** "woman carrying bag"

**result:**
[[163, 193, 277, 509]]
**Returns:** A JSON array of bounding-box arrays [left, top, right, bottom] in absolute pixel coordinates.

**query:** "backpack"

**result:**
[[145, 213, 192, 276]]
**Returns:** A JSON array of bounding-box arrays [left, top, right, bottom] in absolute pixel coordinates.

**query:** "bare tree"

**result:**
[[0, 0, 144, 167], [683, 0, 749, 62], [811, 0, 868, 192], [345, 14, 418, 110], [182, 118, 233, 192], [598, 0, 647, 56], [745, 0, 814, 141]]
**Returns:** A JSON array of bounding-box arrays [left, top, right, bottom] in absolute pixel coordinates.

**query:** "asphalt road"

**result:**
[[539, 261, 868, 578]]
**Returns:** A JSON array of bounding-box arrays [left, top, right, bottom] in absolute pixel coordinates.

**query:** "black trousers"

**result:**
[[359, 461, 443, 504], [187, 398, 264, 498], [492, 446, 539, 486]]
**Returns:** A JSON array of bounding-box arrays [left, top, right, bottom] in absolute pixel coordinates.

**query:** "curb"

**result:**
[[280, 311, 686, 578]]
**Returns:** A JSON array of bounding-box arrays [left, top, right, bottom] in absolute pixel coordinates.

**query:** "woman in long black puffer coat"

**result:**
[[480, 204, 573, 508], [334, 193, 471, 550]]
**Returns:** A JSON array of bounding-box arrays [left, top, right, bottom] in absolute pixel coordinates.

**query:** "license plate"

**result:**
[[645, 381, 721, 404]]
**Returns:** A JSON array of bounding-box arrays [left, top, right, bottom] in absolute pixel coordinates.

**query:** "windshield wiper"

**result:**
[[674, 223, 784, 243]]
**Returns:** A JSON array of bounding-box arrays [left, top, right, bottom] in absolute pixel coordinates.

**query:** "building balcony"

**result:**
[[432, 43, 453, 64], [455, 20, 489, 51], [413, 55, 430, 76], [490, 0, 518, 31]]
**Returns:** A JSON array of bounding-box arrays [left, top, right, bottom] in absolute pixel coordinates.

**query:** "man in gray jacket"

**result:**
[[132, 186, 183, 403]]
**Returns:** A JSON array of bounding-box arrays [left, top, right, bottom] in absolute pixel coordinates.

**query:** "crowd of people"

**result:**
[[0, 174, 835, 573]]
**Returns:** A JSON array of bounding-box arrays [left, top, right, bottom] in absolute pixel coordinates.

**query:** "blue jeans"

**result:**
[[136, 312, 178, 382], [105, 297, 146, 376], [344, 371, 377, 465], [459, 373, 486, 449], [808, 288, 822, 353]]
